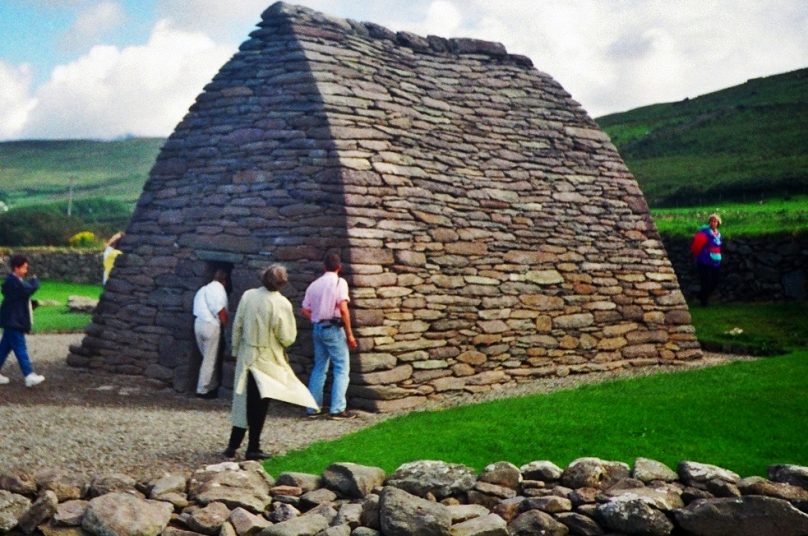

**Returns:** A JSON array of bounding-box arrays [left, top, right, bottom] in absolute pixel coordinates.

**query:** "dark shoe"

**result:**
[[328, 410, 357, 420], [196, 390, 218, 399], [222, 448, 236, 459], [245, 450, 271, 461], [306, 411, 323, 419]]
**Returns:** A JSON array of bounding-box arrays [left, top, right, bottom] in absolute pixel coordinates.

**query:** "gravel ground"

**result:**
[[0, 334, 753, 481]]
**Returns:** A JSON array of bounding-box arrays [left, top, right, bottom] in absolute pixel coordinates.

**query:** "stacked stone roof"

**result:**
[[68, 2, 701, 410]]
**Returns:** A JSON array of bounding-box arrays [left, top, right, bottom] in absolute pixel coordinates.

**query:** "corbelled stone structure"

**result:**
[[68, 2, 701, 410]]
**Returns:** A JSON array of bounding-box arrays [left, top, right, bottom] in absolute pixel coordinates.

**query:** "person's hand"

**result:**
[[347, 335, 358, 350]]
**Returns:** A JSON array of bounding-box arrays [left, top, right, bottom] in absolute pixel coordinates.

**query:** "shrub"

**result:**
[[68, 231, 99, 248]]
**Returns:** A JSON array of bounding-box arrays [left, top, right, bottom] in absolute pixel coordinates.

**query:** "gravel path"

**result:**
[[0, 334, 752, 481]]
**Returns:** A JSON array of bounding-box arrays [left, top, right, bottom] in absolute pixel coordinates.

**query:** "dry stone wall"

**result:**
[[663, 233, 808, 303], [0, 248, 101, 285], [2, 458, 808, 535], [68, 2, 701, 410]]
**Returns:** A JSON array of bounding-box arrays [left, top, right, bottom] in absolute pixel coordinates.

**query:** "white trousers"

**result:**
[[194, 319, 221, 394]]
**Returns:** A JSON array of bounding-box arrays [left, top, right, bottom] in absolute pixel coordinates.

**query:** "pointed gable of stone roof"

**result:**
[[68, 2, 701, 411]]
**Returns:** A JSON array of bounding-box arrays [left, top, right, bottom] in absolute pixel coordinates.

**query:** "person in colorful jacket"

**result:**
[[690, 213, 722, 306]]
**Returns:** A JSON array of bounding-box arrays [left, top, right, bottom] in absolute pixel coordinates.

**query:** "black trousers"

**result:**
[[697, 263, 721, 305], [227, 372, 269, 452]]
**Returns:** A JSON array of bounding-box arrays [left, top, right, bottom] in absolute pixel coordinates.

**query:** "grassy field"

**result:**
[[650, 196, 808, 238], [0, 138, 162, 208], [598, 67, 808, 207], [262, 301, 808, 478], [31, 280, 101, 333]]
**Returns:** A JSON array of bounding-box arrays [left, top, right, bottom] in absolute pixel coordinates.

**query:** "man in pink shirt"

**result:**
[[301, 251, 357, 419]]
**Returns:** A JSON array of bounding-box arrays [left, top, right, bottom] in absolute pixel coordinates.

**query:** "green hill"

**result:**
[[0, 137, 163, 209], [596, 67, 808, 207]]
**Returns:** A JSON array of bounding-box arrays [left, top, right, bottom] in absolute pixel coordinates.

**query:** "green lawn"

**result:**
[[688, 301, 808, 355], [31, 280, 101, 333], [651, 196, 808, 238], [263, 301, 808, 478]]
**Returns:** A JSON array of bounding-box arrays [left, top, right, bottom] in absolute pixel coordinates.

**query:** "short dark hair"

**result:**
[[262, 264, 288, 291], [323, 251, 342, 272], [9, 254, 28, 270]]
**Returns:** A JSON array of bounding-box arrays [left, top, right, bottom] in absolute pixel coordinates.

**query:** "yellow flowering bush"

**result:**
[[68, 231, 98, 248]]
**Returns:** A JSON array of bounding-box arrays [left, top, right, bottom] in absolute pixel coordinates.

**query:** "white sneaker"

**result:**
[[0, 374, 9, 385], [24, 373, 45, 387]]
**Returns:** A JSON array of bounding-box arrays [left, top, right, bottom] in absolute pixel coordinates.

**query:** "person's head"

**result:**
[[9, 254, 29, 277], [323, 250, 342, 273], [708, 213, 722, 230], [262, 264, 288, 291], [212, 268, 228, 285], [107, 231, 124, 248]]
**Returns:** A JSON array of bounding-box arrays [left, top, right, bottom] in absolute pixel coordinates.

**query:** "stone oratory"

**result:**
[[68, 2, 701, 411]]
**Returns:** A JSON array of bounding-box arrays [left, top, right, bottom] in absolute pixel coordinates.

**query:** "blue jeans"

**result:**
[[308, 323, 350, 414], [0, 328, 33, 377]]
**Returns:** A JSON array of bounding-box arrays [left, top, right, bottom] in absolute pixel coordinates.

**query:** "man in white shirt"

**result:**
[[301, 251, 357, 419], [193, 269, 229, 398]]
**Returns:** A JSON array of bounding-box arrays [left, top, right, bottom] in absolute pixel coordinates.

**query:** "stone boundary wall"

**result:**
[[1, 457, 807, 535], [662, 233, 808, 303], [0, 248, 102, 285]]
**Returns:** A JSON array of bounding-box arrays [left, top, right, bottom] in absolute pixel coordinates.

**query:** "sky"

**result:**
[[0, 0, 806, 141]]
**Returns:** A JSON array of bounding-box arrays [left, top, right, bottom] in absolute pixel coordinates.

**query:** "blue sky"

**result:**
[[1, 0, 806, 140]]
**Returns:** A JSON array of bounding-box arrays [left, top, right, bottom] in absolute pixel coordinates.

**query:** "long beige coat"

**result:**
[[230, 287, 317, 428]]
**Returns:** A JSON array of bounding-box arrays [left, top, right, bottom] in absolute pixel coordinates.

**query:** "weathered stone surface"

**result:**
[[632, 458, 677, 483], [189, 467, 272, 514], [738, 476, 808, 501], [53, 500, 88, 527], [769, 464, 808, 489], [276, 473, 321, 493], [322, 463, 386, 499], [555, 512, 604, 536], [595, 497, 673, 536], [81, 493, 172, 536], [449, 513, 507, 536], [520, 461, 562, 482], [386, 461, 477, 499], [379, 486, 451, 536], [259, 504, 336, 536], [478, 462, 521, 490], [673, 495, 808, 536], [0, 472, 37, 496], [678, 461, 740, 486], [507, 510, 568, 536], [227, 507, 272, 536], [89, 474, 137, 497], [561, 458, 630, 489], [18, 490, 59, 534], [0, 490, 32, 532], [149, 474, 187, 498], [187, 501, 231, 535]]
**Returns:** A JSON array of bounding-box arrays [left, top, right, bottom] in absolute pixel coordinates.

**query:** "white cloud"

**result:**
[[61, 1, 125, 51], [0, 62, 37, 140], [19, 19, 233, 139], [155, 0, 269, 40]]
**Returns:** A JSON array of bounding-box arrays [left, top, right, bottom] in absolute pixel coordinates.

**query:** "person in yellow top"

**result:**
[[102, 232, 124, 286], [224, 264, 317, 460]]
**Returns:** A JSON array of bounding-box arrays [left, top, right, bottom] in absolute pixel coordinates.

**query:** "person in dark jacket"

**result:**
[[0, 254, 45, 387]]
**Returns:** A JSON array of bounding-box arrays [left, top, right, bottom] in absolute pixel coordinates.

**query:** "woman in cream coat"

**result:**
[[224, 264, 317, 460]]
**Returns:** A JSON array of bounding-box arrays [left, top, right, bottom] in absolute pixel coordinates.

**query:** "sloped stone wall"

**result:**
[[68, 2, 701, 411]]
